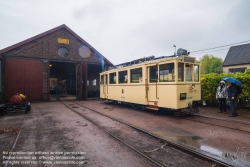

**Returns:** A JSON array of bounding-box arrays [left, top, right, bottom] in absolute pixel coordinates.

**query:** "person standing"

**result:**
[[227, 82, 238, 117], [55, 83, 61, 100], [216, 81, 228, 113]]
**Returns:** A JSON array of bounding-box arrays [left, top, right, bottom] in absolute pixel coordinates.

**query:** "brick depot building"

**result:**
[[0, 24, 112, 102]]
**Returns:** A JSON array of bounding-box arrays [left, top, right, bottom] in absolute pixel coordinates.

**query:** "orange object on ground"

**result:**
[[10, 95, 23, 104]]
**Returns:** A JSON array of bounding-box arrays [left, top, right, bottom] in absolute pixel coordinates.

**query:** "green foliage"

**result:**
[[244, 68, 250, 74], [210, 58, 223, 73], [201, 73, 250, 108], [200, 55, 223, 74], [131, 80, 139, 83]]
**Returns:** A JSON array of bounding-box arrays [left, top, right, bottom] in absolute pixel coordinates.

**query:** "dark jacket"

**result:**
[[55, 85, 61, 93], [227, 83, 238, 98]]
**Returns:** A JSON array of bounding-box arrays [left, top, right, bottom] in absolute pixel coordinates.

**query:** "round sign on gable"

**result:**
[[78, 45, 92, 58], [58, 47, 69, 58]]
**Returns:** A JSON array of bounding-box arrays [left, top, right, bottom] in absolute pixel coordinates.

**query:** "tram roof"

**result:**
[[103, 55, 199, 73]]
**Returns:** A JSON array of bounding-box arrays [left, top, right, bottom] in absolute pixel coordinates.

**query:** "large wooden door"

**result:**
[[4, 58, 43, 101]]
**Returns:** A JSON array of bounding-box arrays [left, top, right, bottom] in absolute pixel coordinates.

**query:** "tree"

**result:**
[[210, 58, 223, 73], [200, 55, 223, 74]]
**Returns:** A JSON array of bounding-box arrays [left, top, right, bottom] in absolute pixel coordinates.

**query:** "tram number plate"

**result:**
[[180, 93, 186, 100]]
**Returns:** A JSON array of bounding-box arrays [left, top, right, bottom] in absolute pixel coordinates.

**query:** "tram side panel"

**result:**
[[105, 84, 147, 105], [176, 84, 201, 109], [157, 85, 178, 109]]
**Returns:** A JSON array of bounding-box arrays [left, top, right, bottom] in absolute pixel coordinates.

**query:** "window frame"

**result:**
[[185, 63, 193, 82], [178, 62, 184, 82], [109, 72, 116, 84], [118, 70, 128, 84], [159, 62, 175, 82], [149, 65, 158, 83], [130, 67, 143, 83], [194, 64, 199, 82], [228, 67, 247, 73]]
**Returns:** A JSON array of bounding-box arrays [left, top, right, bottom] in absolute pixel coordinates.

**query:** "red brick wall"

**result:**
[[3, 29, 100, 63]]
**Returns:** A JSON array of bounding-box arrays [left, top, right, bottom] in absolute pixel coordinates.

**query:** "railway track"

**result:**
[[184, 114, 250, 134], [193, 114, 250, 125], [60, 100, 166, 167], [3, 115, 27, 167], [61, 99, 233, 167]]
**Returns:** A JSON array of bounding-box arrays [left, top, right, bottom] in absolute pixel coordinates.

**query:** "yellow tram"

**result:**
[[100, 49, 201, 113]]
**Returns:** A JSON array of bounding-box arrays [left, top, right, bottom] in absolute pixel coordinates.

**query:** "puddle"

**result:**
[[153, 131, 250, 166], [201, 145, 250, 167], [153, 131, 202, 148]]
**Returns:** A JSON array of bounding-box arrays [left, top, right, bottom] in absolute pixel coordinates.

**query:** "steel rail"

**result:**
[[60, 100, 166, 167], [65, 99, 232, 167], [184, 117, 250, 134], [4, 116, 27, 167], [193, 114, 250, 125]]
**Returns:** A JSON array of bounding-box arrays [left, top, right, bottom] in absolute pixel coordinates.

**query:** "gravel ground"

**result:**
[[77, 100, 250, 167], [0, 101, 158, 167]]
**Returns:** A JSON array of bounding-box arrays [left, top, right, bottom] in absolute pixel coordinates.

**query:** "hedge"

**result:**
[[201, 72, 250, 108]]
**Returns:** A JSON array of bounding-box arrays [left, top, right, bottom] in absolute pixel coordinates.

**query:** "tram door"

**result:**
[[103, 74, 108, 97], [100, 74, 108, 98], [146, 65, 159, 104]]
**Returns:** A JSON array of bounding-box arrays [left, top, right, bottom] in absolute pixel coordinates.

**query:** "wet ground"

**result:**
[[62, 100, 210, 167], [78, 100, 250, 167], [1, 99, 249, 167], [0, 101, 157, 167]]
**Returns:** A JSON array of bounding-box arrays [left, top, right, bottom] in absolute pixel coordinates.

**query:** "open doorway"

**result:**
[[49, 61, 76, 100], [87, 64, 102, 98]]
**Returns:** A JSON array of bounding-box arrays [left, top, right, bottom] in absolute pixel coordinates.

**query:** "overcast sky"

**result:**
[[0, 0, 250, 64]]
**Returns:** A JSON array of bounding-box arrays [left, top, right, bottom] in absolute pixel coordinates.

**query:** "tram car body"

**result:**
[[100, 49, 201, 113]]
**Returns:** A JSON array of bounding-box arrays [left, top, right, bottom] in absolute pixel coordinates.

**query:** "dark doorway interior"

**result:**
[[49, 61, 76, 99], [87, 64, 102, 98]]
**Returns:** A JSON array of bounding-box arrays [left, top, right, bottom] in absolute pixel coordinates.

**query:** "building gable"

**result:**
[[0, 24, 112, 65]]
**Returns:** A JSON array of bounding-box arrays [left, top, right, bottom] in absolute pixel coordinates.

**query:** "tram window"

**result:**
[[131, 68, 142, 83], [186, 64, 193, 82], [149, 66, 158, 82], [178, 63, 184, 82], [118, 70, 128, 84], [109, 72, 116, 84], [159, 63, 174, 82], [105, 74, 108, 84], [194, 65, 199, 82], [100, 75, 104, 85]]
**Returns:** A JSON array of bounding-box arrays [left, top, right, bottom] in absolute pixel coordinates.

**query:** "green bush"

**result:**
[[201, 73, 250, 108], [244, 68, 250, 75]]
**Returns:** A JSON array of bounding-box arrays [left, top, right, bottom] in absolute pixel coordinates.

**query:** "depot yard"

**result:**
[[1, 99, 250, 167]]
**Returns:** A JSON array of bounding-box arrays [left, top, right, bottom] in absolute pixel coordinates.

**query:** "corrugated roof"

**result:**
[[0, 24, 113, 65], [223, 43, 250, 66]]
